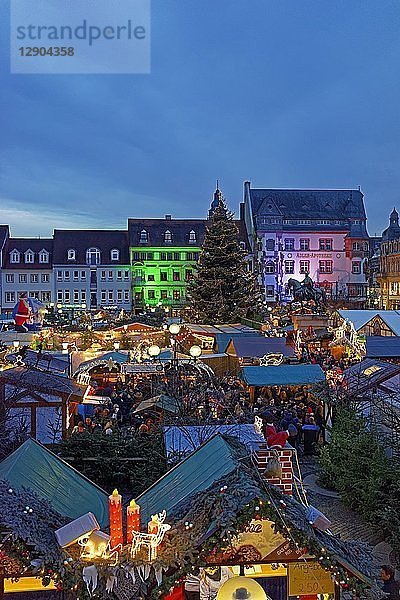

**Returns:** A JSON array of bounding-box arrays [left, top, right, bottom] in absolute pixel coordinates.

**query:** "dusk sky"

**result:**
[[0, 1, 399, 237]]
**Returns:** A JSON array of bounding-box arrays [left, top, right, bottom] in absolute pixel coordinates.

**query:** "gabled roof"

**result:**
[[128, 218, 206, 248], [6, 349, 69, 375], [241, 364, 325, 386], [2, 238, 53, 269], [136, 434, 242, 522], [163, 424, 265, 460], [227, 336, 294, 358], [133, 394, 181, 415], [128, 218, 250, 250], [52, 229, 130, 265], [249, 188, 366, 221], [338, 310, 400, 335], [0, 438, 109, 527], [0, 366, 86, 401]]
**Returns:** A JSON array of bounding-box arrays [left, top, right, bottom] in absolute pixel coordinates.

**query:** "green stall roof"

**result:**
[[136, 434, 241, 523], [133, 394, 181, 415], [241, 364, 325, 387], [0, 438, 109, 527]]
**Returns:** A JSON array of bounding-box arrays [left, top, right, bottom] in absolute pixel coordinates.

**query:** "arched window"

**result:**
[[67, 249, 76, 261], [189, 230, 196, 244], [139, 230, 148, 244], [110, 249, 119, 261], [39, 249, 49, 264], [24, 249, 34, 264], [10, 250, 20, 264], [164, 230, 172, 244], [265, 261, 275, 274], [86, 247, 101, 266]]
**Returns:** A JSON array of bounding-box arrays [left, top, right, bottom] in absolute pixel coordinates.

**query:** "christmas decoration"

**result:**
[[187, 198, 263, 324]]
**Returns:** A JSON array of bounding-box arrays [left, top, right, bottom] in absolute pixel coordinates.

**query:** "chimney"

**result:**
[[165, 215, 172, 221], [254, 443, 293, 496]]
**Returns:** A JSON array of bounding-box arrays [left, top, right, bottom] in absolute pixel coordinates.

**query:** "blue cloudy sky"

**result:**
[[0, 1, 399, 237]]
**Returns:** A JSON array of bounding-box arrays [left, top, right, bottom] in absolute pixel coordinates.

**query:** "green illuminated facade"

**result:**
[[128, 216, 208, 314], [130, 246, 200, 311]]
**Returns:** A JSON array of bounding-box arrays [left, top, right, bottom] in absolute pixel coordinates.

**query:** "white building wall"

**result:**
[[1, 270, 54, 311]]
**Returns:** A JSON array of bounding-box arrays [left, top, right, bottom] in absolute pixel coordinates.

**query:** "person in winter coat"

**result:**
[[380, 565, 400, 600]]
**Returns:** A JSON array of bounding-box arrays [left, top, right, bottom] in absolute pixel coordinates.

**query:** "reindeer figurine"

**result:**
[[130, 511, 171, 561]]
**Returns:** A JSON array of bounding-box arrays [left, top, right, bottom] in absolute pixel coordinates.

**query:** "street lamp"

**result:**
[[148, 344, 161, 358], [113, 341, 120, 351], [81, 303, 87, 310], [169, 323, 181, 335], [61, 341, 76, 378], [189, 345, 202, 360], [13, 340, 20, 350]]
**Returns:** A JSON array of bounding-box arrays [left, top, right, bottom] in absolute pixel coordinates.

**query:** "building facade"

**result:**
[[52, 230, 132, 312], [128, 189, 251, 315], [1, 238, 54, 312], [377, 208, 400, 310], [243, 182, 370, 304]]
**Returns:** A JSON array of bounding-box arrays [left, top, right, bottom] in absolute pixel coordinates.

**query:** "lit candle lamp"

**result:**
[[148, 514, 159, 535], [127, 499, 141, 543], [108, 488, 123, 548]]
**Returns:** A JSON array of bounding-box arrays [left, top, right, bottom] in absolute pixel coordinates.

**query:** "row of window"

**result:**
[[5, 273, 50, 284], [10, 249, 49, 264], [5, 291, 51, 303], [134, 270, 193, 283], [139, 229, 197, 245], [132, 251, 199, 262], [66, 248, 120, 263], [265, 260, 362, 275], [264, 239, 369, 252], [56, 289, 130, 304], [56, 270, 130, 281], [135, 290, 182, 301]]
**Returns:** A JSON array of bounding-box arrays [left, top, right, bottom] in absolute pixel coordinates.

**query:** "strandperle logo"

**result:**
[[15, 19, 146, 46], [10, 0, 151, 74]]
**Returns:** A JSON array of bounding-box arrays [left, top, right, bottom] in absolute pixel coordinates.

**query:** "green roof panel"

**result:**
[[0, 438, 109, 527], [137, 434, 240, 523]]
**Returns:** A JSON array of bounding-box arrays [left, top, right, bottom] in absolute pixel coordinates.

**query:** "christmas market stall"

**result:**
[[240, 364, 325, 404], [0, 434, 380, 599], [0, 366, 88, 443], [225, 337, 295, 373]]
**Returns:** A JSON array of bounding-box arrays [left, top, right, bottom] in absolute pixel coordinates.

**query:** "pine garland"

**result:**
[[0, 460, 377, 599]]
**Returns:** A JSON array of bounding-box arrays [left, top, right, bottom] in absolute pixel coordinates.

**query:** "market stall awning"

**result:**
[[133, 394, 181, 414], [0, 366, 86, 401], [0, 438, 109, 527], [241, 364, 325, 387], [74, 350, 129, 374], [342, 358, 400, 395], [365, 336, 400, 358], [6, 349, 69, 376]]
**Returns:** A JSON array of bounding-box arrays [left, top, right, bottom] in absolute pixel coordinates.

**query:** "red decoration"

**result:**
[[109, 489, 123, 548]]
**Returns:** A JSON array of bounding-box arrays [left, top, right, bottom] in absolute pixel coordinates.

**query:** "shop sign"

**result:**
[[122, 363, 163, 374], [288, 562, 335, 595]]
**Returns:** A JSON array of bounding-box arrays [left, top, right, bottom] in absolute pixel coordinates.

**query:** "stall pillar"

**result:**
[[254, 444, 293, 495]]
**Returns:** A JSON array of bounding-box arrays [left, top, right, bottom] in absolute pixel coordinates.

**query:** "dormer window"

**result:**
[[139, 230, 148, 244], [24, 249, 34, 264], [67, 249, 76, 261], [110, 249, 119, 261], [86, 247, 101, 266], [39, 249, 49, 264], [164, 230, 172, 244], [10, 250, 20, 264], [189, 230, 196, 244]]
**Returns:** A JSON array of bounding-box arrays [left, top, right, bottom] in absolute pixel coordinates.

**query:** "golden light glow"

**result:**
[[4, 577, 57, 593]]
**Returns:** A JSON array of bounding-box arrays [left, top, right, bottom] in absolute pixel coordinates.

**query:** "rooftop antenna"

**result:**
[[216, 179, 219, 190]]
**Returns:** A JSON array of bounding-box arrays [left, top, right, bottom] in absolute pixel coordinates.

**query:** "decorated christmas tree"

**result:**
[[188, 195, 262, 323]]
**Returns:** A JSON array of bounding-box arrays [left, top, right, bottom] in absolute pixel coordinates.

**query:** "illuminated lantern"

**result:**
[[108, 489, 123, 548], [127, 499, 141, 543]]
